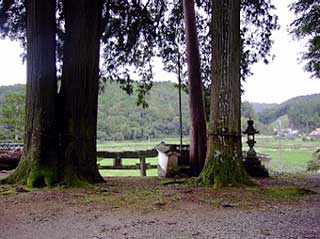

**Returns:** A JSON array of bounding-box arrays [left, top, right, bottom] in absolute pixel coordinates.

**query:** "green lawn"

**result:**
[[255, 148, 313, 173], [97, 137, 187, 151], [99, 169, 158, 177], [97, 137, 183, 176], [253, 136, 318, 173], [98, 157, 158, 176], [98, 136, 319, 176]]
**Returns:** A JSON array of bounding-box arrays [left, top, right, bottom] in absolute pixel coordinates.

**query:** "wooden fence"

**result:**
[[97, 149, 158, 176], [0, 143, 23, 151], [0, 143, 159, 176]]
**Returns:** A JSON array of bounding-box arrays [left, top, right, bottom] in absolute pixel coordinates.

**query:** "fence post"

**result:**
[[114, 154, 122, 167], [140, 157, 146, 176]]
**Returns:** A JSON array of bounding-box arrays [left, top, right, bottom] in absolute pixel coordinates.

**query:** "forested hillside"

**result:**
[[97, 81, 190, 141], [0, 82, 190, 141], [258, 94, 320, 132], [251, 102, 279, 113], [0, 83, 319, 141]]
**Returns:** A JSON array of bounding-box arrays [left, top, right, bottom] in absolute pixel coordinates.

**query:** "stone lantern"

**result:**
[[243, 119, 269, 177], [243, 118, 259, 159]]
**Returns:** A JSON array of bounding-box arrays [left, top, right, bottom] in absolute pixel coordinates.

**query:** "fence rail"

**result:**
[[0, 143, 23, 151], [0, 143, 159, 176], [97, 149, 158, 176]]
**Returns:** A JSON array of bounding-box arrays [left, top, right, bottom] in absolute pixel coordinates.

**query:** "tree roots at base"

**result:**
[[198, 153, 255, 189]]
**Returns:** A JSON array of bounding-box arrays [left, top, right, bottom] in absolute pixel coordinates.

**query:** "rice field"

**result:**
[[97, 136, 319, 176]]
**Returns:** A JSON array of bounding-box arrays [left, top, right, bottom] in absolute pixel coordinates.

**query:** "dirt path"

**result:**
[[0, 173, 320, 239]]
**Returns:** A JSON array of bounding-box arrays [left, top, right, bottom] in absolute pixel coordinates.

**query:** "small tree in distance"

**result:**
[[0, 92, 25, 141]]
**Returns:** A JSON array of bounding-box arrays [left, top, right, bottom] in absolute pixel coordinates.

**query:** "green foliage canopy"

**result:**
[[0, 0, 279, 106], [290, 0, 320, 78]]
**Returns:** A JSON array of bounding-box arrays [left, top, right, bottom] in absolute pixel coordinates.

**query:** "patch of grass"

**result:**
[[124, 189, 165, 204], [97, 137, 188, 152], [0, 184, 16, 196], [79, 187, 168, 211], [160, 178, 189, 186], [256, 149, 313, 173], [268, 172, 306, 185], [208, 198, 224, 207], [260, 187, 314, 201], [198, 183, 314, 209], [252, 136, 318, 173], [0, 184, 32, 196], [254, 136, 320, 150], [99, 169, 158, 177], [98, 157, 158, 177]]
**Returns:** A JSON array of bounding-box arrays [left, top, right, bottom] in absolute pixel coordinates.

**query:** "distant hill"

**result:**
[[251, 102, 279, 113], [0, 82, 190, 141], [0, 83, 318, 139], [258, 93, 320, 132], [97, 81, 190, 140], [268, 115, 290, 129]]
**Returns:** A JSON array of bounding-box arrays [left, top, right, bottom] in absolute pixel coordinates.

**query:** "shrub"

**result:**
[[307, 149, 320, 171]]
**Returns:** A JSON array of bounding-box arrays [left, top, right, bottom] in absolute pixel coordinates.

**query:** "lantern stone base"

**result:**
[[244, 156, 269, 178]]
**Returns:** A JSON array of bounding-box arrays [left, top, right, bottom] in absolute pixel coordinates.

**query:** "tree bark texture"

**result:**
[[199, 0, 251, 187], [3, 0, 58, 186], [60, 0, 103, 184], [183, 0, 207, 176]]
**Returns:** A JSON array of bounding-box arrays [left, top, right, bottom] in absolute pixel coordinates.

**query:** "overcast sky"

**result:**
[[0, 0, 319, 103], [242, 0, 320, 103]]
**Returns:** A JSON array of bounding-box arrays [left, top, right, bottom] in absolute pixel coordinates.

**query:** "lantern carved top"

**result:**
[[243, 119, 259, 149]]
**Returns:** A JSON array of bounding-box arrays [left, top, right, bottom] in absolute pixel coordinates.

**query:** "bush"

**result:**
[[307, 149, 320, 172]]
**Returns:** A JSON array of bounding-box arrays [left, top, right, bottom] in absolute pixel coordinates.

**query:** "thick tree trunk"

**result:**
[[183, 0, 207, 176], [2, 0, 58, 186], [60, 0, 103, 184], [199, 0, 251, 187]]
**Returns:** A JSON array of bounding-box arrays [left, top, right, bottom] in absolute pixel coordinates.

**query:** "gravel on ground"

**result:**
[[0, 173, 319, 239]]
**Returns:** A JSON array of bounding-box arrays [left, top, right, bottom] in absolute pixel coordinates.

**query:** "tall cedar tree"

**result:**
[[2, 0, 59, 186], [183, 0, 207, 176], [60, 0, 103, 184], [199, 0, 251, 187], [2, 0, 104, 186]]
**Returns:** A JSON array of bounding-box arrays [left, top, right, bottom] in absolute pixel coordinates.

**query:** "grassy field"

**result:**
[[97, 136, 319, 176], [254, 136, 318, 173], [97, 137, 185, 151], [97, 137, 184, 177]]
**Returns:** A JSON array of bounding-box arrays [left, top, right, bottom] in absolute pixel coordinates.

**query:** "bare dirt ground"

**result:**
[[0, 172, 320, 239]]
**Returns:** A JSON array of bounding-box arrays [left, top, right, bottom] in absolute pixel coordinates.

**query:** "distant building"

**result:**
[[274, 128, 299, 139], [310, 128, 320, 139]]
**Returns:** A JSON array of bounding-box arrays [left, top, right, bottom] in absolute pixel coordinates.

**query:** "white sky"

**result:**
[[242, 0, 320, 103], [0, 40, 26, 85], [0, 0, 319, 103]]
